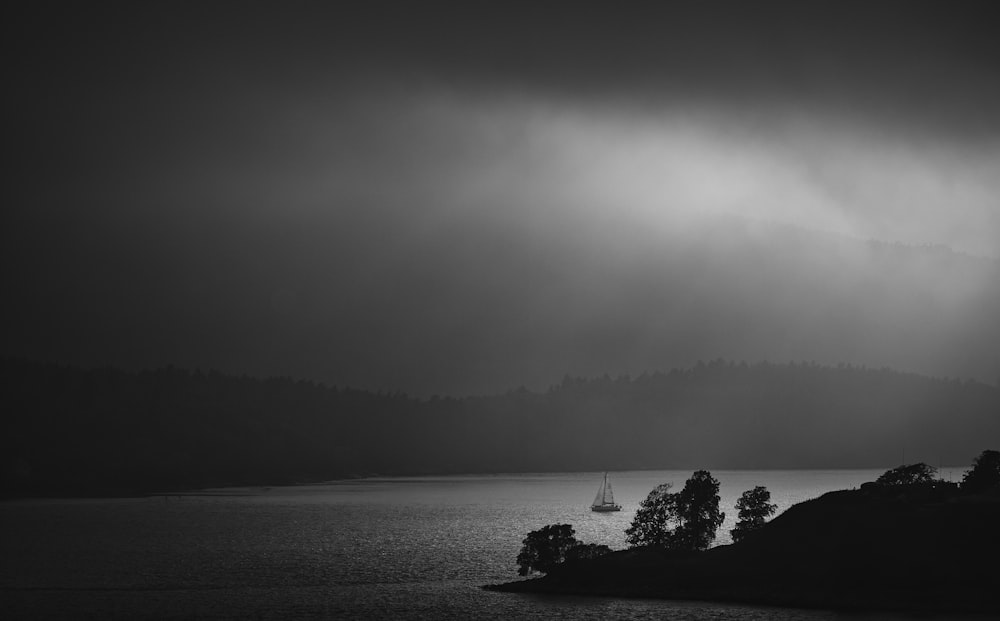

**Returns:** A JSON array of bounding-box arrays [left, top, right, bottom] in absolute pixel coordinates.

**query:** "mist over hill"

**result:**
[[5, 212, 999, 397], [3, 358, 997, 496]]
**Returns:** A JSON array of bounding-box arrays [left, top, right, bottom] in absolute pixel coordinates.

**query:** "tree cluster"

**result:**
[[514, 450, 999, 577], [876, 463, 937, 486], [516, 524, 611, 576], [961, 449, 1000, 493], [870, 451, 999, 495], [625, 470, 725, 551]]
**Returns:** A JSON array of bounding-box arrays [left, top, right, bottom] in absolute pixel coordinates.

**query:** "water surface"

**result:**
[[0, 468, 972, 619]]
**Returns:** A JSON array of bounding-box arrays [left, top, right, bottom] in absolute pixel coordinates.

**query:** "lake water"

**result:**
[[0, 468, 975, 620]]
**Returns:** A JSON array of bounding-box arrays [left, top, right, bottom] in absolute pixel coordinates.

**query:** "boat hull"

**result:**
[[591, 504, 621, 512]]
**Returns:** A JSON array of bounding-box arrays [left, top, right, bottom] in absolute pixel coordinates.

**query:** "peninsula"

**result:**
[[488, 481, 1000, 614]]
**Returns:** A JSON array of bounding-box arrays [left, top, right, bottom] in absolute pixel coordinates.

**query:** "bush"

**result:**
[[876, 463, 937, 485]]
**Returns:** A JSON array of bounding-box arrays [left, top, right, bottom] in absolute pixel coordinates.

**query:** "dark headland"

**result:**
[[487, 483, 1000, 614]]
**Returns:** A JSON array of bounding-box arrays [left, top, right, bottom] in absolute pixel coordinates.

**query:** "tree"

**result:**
[[876, 463, 937, 485], [516, 524, 579, 576], [673, 470, 726, 551], [625, 471, 726, 551], [731, 485, 777, 544], [625, 483, 677, 548], [961, 449, 1000, 494]]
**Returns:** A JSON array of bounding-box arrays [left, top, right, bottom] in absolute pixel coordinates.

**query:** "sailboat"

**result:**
[[591, 472, 621, 512]]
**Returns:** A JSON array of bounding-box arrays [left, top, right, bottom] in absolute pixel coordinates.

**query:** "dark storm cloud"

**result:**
[[4, 1, 999, 395], [10, 1, 1000, 130], [335, 0, 1000, 139]]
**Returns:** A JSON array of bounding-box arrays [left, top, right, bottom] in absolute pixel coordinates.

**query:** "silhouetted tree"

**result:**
[[516, 524, 579, 576], [626, 471, 725, 551], [961, 449, 1000, 493], [876, 463, 937, 485], [565, 542, 613, 562], [625, 483, 677, 548], [731, 485, 777, 543], [673, 470, 726, 551]]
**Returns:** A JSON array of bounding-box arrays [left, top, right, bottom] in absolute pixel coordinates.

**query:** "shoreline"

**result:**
[[0, 474, 377, 501], [3, 466, 973, 501]]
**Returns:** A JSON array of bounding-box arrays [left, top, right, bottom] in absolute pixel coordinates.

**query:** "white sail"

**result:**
[[592, 480, 605, 507], [591, 472, 620, 511]]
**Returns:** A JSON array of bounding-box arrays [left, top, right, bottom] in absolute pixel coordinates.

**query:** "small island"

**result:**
[[487, 452, 1000, 614]]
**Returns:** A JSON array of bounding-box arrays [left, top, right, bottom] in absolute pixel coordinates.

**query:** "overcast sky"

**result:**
[[4, 1, 999, 394]]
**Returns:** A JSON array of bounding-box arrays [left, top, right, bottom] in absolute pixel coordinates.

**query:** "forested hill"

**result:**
[[3, 358, 998, 496]]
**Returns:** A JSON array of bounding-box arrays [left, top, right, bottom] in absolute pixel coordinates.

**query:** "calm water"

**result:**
[[0, 469, 973, 620]]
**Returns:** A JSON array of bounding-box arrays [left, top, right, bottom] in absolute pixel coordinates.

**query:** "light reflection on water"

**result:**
[[0, 469, 973, 619]]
